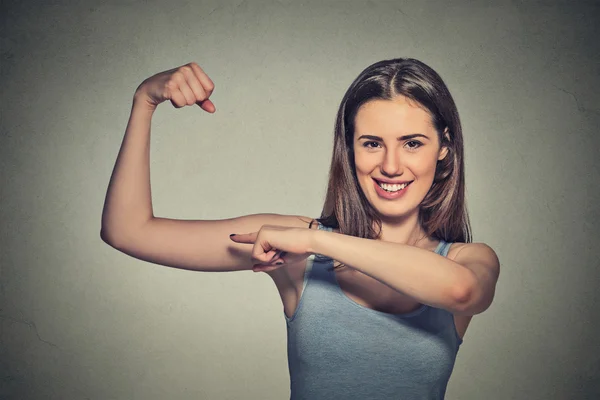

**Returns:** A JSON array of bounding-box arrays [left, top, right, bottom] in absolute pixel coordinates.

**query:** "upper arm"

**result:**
[[101, 213, 314, 272], [453, 242, 501, 316]]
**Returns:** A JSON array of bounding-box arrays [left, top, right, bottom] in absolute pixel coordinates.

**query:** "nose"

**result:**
[[380, 148, 404, 177]]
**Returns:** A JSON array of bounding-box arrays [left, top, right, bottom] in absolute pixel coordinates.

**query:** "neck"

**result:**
[[376, 210, 432, 248]]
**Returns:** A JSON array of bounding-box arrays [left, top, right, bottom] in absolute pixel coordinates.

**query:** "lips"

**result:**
[[373, 178, 413, 186], [372, 178, 412, 199]]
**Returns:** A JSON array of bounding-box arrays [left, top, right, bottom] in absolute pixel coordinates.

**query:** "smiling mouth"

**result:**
[[374, 179, 413, 192]]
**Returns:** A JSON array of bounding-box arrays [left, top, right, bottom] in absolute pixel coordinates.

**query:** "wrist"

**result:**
[[132, 84, 158, 113], [132, 92, 157, 114], [308, 228, 326, 256]]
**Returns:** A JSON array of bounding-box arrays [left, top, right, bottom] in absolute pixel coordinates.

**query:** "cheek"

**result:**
[[353, 154, 372, 175], [412, 153, 439, 174]]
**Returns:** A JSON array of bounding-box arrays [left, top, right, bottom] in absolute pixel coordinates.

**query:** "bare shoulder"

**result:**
[[446, 241, 500, 290], [447, 241, 499, 266]]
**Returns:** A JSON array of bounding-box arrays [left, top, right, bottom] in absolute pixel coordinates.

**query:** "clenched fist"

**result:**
[[134, 62, 215, 113]]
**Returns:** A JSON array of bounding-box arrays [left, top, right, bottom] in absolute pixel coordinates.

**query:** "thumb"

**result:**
[[198, 99, 216, 113]]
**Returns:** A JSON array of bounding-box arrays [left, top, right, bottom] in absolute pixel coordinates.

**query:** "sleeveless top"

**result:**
[[285, 222, 463, 400]]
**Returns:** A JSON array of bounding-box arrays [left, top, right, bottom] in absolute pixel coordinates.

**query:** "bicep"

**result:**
[[102, 213, 313, 272]]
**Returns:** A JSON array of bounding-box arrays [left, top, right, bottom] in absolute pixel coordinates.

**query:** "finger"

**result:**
[[252, 248, 278, 264], [181, 66, 208, 103], [267, 249, 280, 262], [169, 87, 188, 108], [271, 250, 288, 263], [275, 251, 287, 261], [255, 251, 285, 271], [271, 250, 282, 262], [229, 233, 256, 244], [172, 72, 196, 106], [189, 62, 215, 97]]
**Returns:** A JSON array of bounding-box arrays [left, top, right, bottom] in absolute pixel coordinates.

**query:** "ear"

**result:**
[[438, 128, 451, 161]]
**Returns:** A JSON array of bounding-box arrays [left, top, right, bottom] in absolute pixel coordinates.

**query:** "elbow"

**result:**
[[100, 226, 112, 244], [101, 226, 120, 248], [451, 285, 472, 314], [101, 224, 131, 249], [100, 217, 151, 248], [101, 211, 120, 245], [450, 272, 476, 315], [452, 282, 494, 316]]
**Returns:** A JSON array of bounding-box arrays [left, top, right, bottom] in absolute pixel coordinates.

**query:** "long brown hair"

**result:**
[[315, 58, 471, 267]]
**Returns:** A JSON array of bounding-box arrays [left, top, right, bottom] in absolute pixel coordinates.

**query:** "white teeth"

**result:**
[[378, 182, 408, 192]]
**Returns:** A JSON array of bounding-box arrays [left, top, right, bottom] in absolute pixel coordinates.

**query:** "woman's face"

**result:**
[[352, 96, 448, 221]]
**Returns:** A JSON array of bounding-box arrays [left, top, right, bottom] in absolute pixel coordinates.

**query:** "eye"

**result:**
[[405, 140, 423, 150], [362, 141, 381, 149]]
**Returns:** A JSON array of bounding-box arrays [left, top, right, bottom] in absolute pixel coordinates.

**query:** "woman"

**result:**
[[101, 58, 500, 399]]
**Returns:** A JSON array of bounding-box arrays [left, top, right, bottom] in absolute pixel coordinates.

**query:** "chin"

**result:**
[[368, 193, 423, 217], [376, 207, 419, 220]]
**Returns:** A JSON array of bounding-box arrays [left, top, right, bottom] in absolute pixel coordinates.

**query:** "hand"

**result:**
[[229, 225, 315, 272], [133, 62, 215, 112]]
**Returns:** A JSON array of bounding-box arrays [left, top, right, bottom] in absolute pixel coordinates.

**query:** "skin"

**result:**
[[232, 96, 491, 337], [232, 95, 455, 268], [352, 95, 449, 246], [102, 61, 496, 344]]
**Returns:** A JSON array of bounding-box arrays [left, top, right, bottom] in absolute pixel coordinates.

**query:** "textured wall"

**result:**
[[1, 1, 599, 399]]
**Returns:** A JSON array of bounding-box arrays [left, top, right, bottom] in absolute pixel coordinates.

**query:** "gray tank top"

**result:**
[[285, 222, 463, 399]]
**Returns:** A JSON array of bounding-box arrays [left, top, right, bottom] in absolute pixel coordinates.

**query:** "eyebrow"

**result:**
[[356, 133, 430, 141]]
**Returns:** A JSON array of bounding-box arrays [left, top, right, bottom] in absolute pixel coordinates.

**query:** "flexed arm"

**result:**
[[100, 62, 215, 245], [100, 62, 313, 272]]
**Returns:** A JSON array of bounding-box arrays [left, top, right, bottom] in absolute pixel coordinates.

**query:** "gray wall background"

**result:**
[[1, 0, 599, 399]]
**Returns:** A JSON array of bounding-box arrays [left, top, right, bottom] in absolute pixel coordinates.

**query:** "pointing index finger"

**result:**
[[229, 232, 255, 244]]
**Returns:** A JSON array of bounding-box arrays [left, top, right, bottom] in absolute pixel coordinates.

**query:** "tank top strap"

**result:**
[[286, 224, 462, 397], [316, 221, 333, 232], [298, 221, 331, 302], [435, 239, 452, 257]]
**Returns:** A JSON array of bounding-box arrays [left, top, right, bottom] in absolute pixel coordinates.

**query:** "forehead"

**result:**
[[353, 96, 435, 136]]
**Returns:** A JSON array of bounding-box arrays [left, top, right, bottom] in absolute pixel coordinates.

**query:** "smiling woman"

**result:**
[[101, 58, 499, 400], [353, 97, 449, 221]]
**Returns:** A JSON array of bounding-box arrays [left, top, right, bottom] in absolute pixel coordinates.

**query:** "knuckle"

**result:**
[[181, 65, 193, 75], [193, 90, 206, 102], [194, 85, 207, 100], [172, 71, 185, 82], [165, 80, 178, 90]]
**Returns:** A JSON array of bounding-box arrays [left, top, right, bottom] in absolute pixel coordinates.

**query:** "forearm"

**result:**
[[100, 95, 156, 244], [309, 230, 474, 312]]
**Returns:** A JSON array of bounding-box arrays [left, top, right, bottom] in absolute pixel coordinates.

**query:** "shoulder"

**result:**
[[447, 241, 498, 263], [448, 242, 500, 281], [448, 242, 500, 315]]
